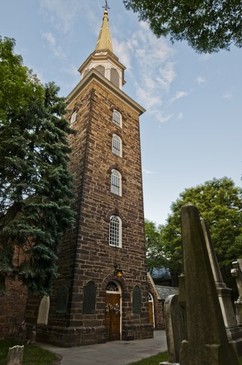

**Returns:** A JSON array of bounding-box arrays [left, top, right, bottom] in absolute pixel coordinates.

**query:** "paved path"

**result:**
[[39, 330, 167, 365]]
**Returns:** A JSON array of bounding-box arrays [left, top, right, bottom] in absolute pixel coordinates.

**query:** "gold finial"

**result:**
[[95, 0, 113, 52]]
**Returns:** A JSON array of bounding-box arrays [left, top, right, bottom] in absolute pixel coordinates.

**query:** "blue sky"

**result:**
[[1, 0, 242, 225]]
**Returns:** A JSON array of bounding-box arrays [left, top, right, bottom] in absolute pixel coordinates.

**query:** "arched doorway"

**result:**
[[148, 292, 155, 328], [105, 281, 121, 341]]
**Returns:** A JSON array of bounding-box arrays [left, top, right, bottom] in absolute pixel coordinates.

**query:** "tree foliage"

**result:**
[[0, 37, 42, 122], [123, 0, 242, 53], [0, 37, 75, 294], [161, 177, 242, 274], [145, 219, 165, 272]]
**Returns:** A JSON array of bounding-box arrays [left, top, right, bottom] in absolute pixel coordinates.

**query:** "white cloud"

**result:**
[[39, 1, 176, 125], [171, 91, 189, 102], [150, 110, 174, 124], [222, 91, 233, 100], [196, 76, 207, 86], [136, 86, 161, 109], [113, 38, 132, 70], [143, 168, 154, 175], [113, 21, 176, 123], [177, 112, 184, 120], [39, 0, 89, 34], [199, 53, 212, 62], [156, 62, 176, 90], [42, 32, 64, 59]]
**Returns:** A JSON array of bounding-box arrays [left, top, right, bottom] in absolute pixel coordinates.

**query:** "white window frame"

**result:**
[[70, 110, 77, 124], [111, 169, 122, 196], [112, 110, 122, 128], [109, 216, 122, 247], [112, 134, 122, 157]]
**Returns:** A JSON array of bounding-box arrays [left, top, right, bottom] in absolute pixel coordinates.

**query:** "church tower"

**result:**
[[28, 5, 153, 346]]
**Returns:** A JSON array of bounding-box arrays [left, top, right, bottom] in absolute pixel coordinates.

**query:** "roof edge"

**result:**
[[67, 68, 145, 115]]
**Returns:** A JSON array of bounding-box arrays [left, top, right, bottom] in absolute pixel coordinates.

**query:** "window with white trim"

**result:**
[[112, 110, 122, 127], [110, 68, 119, 87], [70, 110, 77, 124], [95, 65, 105, 76], [109, 216, 122, 247], [112, 134, 122, 157], [111, 169, 122, 196]]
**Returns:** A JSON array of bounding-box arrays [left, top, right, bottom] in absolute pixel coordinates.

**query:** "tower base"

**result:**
[[35, 323, 153, 347]]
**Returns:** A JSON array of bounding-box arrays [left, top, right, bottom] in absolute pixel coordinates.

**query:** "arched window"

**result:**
[[148, 292, 155, 327], [112, 110, 122, 128], [83, 281, 96, 314], [106, 281, 119, 292], [70, 110, 77, 124], [110, 68, 119, 87], [133, 286, 142, 315], [112, 134, 122, 157], [109, 216, 122, 247], [95, 65, 105, 76], [111, 169, 122, 196], [55, 286, 69, 313]]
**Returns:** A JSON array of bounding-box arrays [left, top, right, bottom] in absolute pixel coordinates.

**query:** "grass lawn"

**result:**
[[128, 352, 168, 365], [0, 339, 58, 365], [1, 341, 242, 365], [127, 351, 242, 365]]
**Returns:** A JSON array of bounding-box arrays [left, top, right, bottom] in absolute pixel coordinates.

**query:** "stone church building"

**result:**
[[24, 6, 157, 346]]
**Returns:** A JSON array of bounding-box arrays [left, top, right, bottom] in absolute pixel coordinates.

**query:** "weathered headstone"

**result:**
[[7, 345, 24, 365], [31, 325, 37, 344], [202, 219, 242, 356], [231, 259, 242, 326], [18, 320, 26, 342], [37, 295, 50, 325], [179, 205, 239, 365], [163, 294, 186, 363]]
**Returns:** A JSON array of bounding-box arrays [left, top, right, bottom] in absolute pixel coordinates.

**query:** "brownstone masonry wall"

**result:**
[[0, 277, 27, 339], [25, 73, 153, 346]]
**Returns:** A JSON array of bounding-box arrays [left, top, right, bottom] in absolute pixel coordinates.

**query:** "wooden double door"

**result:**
[[105, 292, 121, 341]]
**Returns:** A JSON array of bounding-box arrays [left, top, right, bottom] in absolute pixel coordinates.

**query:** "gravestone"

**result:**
[[163, 294, 186, 363], [37, 295, 50, 325], [179, 205, 239, 365], [7, 345, 24, 365], [30, 326, 37, 344], [18, 320, 26, 342], [201, 219, 242, 356], [231, 259, 242, 326]]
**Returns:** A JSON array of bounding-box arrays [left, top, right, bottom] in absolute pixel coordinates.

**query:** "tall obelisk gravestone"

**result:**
[[180, 205, 239, 365], [202, 219, 242, 356]]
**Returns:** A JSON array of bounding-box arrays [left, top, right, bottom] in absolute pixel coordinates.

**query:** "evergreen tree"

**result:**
[[0, 37, 75, 294]]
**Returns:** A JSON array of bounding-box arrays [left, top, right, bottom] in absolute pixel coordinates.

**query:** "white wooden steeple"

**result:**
[[78, 5, 126, 89]]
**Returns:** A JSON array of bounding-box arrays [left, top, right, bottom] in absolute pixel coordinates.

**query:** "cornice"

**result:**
[[67, 68, 145, 116]]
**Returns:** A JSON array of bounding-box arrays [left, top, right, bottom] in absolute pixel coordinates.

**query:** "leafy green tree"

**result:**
[[145, 219, 164, 272], [0, 37, 75, 294], [161, 177, 242, 275], [123, 0, 242, 53], [0, 37, 43, 122]]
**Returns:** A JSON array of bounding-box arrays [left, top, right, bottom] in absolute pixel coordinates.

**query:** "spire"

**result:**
[[95, 2, 113, 53], [78, 0, 126, 89]]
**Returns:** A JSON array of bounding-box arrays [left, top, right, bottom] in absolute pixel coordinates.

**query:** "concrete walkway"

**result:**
[[39, 330, 167, 365]]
